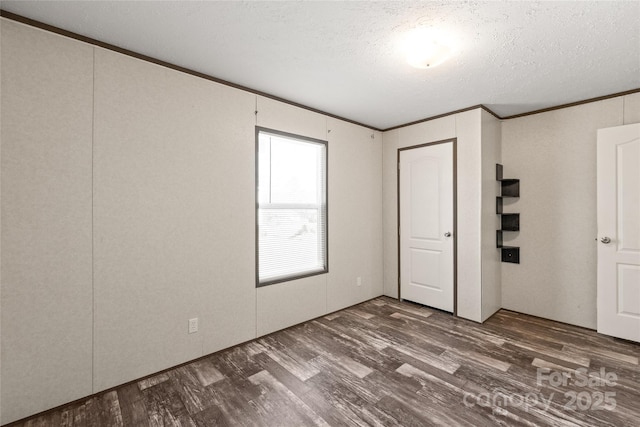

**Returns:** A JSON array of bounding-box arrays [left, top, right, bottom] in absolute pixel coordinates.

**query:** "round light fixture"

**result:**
[[403, 28, 455, 69]]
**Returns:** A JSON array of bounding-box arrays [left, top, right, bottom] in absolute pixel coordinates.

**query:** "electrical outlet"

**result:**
[[188, 318, 198, 334], [356, 276, 362, 287]]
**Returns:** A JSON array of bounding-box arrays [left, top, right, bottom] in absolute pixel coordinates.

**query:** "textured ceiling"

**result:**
[[1, 1, 639, 130]]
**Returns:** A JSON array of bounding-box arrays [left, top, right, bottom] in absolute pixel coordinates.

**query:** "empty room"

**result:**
[[1, 1, 639, 426]]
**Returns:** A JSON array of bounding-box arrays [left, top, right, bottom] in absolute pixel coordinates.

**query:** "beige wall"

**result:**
[[500, 92, 640, 328], [0, 17, 3, 424], [1, 21, 94, 422], [624, 92, 640, 124], [325, 118, 383, 313], [255, 98, 383, 336], [0, 21, 383, 424], [92, 48, 259, 391]]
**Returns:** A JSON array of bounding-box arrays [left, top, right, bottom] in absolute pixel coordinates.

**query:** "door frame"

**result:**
[[397, 138, 458, 315]]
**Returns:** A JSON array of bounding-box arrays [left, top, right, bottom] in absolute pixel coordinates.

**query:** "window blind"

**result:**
[[257, 129, 327, 285]]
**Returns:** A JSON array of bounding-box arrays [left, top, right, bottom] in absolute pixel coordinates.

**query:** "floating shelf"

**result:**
[[501, 180, 520, 197], [501, 247, 520, 263], [496, 231, 521, 262], [501, 213, 520, 231], [496, 164, 520, 264]]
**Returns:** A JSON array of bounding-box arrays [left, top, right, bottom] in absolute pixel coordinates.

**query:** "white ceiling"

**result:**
[[2, 1, 639, 130]]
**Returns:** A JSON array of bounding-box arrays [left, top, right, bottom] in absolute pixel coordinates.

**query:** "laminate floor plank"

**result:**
[[314, 316, 390, 352], [375, 324, 449, 357], [166, 366, 217, 416], [374, 395, 438, 427], [565, 345, 638, 366], [140, 380, 195, 427], [377, 300, 435, 320], [190, 405, 227, 427], [212, 347, 263, 383], [260, 344, 321, 382], [7, 297, 640, 427], [204, 379, 262, 427], [253, 352, 314, 398], [309, 320, 402, 373], [490, 313, 592, 347], [302, 374, 376, 427], [248, 369, 330, 427], [308, 358, 381, 404], [380, 314, 494, 358], [86, 392, 124, 427], [71, 403, 87, 427], [189, 359, 225, 387], [502, 342, 589, 371], [283, 328, 376, 380], [138, 374, 171, 392], [59, 408, 74, 427], [379, 319, 519, 377]]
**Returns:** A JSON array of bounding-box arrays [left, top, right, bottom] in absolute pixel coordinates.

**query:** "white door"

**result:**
[[399, 142, 454, 312], [597, 123, 640, 343]]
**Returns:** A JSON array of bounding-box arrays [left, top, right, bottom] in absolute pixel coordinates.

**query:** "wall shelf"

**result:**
[[501, 247, 520, 263], [496, 164, 520, 264], [500, 180, 520, 197], [501, 213, 520, 231]]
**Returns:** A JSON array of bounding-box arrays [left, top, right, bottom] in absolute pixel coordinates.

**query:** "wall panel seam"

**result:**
[[91, 46, 96, 394]]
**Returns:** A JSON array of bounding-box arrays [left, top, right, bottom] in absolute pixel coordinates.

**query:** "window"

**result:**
[[256, 127, 328, 286]]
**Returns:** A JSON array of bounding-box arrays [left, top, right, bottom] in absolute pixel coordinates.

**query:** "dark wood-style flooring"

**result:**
[[8, 297, 640, 426]]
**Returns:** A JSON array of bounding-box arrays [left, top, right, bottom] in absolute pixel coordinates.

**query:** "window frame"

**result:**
[[255, 126, 329, 287]]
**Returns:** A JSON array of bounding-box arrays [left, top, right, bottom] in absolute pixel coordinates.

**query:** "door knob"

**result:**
[[444, 232, 452, 237], [600, 237, 611, 244]]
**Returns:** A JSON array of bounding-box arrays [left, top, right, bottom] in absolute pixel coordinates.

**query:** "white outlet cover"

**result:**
[[188, 318, 198, 334]]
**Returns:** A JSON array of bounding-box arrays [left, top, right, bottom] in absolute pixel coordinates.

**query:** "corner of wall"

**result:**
[[454, 109, 483, 322], [500, 97, 625, 329], [480, 110, 502, 322], [381, 129, 400, 298]]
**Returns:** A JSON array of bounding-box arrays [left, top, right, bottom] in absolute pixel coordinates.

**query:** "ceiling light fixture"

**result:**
[[403, 27, 456, 69]]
